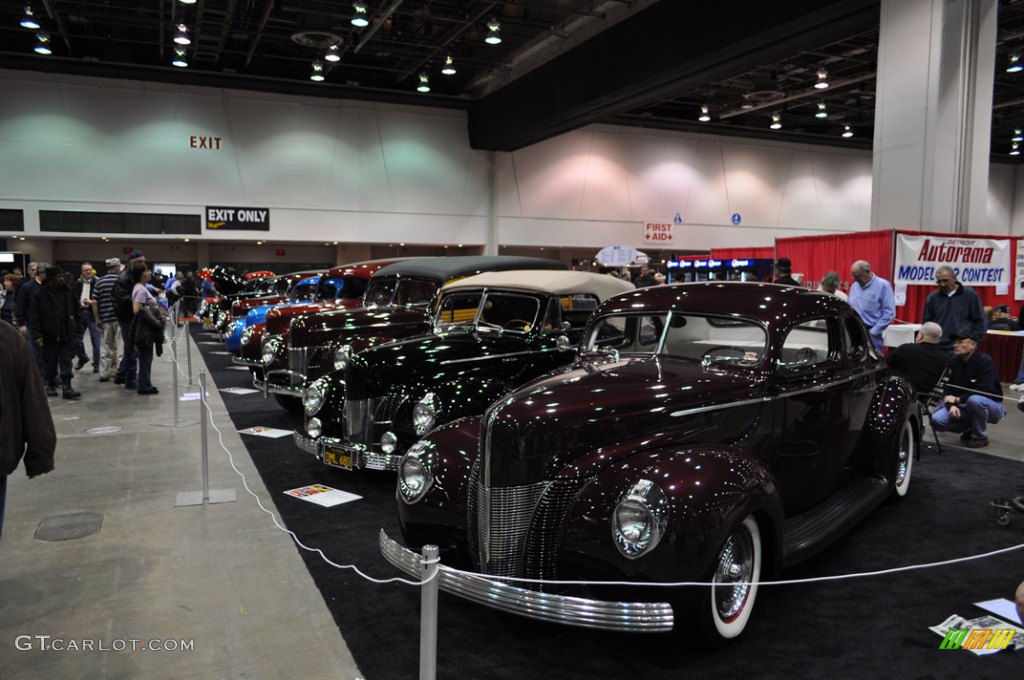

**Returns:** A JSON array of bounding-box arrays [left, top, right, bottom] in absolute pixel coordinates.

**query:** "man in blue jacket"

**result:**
[[922, 265, 987, 353], [848, 260, 896, 352]]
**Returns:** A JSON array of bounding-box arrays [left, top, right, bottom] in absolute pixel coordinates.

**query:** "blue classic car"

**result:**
[[224, 275, 331, 353]]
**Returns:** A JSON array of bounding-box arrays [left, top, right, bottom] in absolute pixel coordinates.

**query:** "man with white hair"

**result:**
[[849, 260, 895, 352], [884, 321, 947, 395], [818, 271, 848, 301]]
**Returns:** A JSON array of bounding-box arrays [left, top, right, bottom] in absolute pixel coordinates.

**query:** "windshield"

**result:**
[[315, 276, 364, 301], [363, 277, 438, 308], [585, 313, 766, 365], [435, 291, 541, 334], [288, 282, 317, 301]]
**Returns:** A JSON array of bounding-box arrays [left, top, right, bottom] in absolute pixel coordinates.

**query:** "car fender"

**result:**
[[849, 376, 916, 479], [557, 444, 783, 584], [416, 378, 511, 432]]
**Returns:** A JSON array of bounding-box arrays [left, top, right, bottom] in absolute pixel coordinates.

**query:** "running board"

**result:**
[[782, 475, 889, 567]]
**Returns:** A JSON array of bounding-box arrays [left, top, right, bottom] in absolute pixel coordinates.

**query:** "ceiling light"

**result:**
[[698, 105, 711, 122], [310, 61, 325, 82], [178, 0, 198, 5], [815, 102, 828, 119], [1014, 129, 1024, 142], [324, 44, 341, 62], [173, 24, 191, 45], [183, 238, 190, 243], [171, 48, 188, 68], [1008, 53, 1023, 73], [1012, 142, 1021, 156], [20, 5, 40, 30], [34, 31, 51, 55], [842, 125, 854, 138], [441, 54, 456, 75], [485, 19, 502, 45], [769, 112, 782, 130], [814, 68, 830, 89], [416, 73, 430, 92], [351, 2, 369, 28]]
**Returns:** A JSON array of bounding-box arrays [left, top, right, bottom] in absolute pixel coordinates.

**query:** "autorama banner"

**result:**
[[894, 234, 1011, 287]]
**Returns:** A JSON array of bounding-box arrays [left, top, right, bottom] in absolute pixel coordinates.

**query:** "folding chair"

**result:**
[[917, 368, 950, 458]]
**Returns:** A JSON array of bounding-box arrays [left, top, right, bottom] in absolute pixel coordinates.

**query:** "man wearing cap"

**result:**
[[922, 265, 986, 353], [29, 267, 82, 399], [930, 328, 1005, 448], [773, 257, 799, 286], [93, 258, 123, 382], [849, 260, 896, 352], [987, 304, 1019, 331], [71, 262, 102, 373]]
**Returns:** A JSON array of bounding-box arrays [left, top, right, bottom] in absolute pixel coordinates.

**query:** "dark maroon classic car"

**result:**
[[382, 282, 919, 642]]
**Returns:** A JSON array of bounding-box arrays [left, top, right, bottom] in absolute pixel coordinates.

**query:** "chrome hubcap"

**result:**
[[895, 429, 910, 487], [714, 528, 754, 621]]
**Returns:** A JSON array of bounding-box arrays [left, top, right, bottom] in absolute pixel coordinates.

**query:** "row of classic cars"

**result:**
[[202, 257, 920, 644]]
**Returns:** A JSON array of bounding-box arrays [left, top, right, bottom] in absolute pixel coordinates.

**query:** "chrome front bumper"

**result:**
[[232, 355, 261, 367], [293, 431, 320, 456], [264, 369, 304, 397], [291, 434, 401, 471], [379, 530, 675, 632]]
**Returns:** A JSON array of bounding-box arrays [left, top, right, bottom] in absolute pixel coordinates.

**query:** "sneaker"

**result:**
[[75, 357, 89, 371], [964, 436, 989, 448], [1011, 384, 1024, 392], [137, 386, 159, 395], [62, 387, 81, 400], [45, 385, 58, 397]]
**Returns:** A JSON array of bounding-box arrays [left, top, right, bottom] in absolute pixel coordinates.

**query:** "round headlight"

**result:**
[[612, 479, 669, 559], [261, 338, 280, 366], [413, 392, 438, 435], [333, 344, 352, 371], [380, 431, 397, 454], [303, 378, 327, 416], [306, 417, 322, 439], [398, 441, 434, 504], [241, 325, 254, 345]]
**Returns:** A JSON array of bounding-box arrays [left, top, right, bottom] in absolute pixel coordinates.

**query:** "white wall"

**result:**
[[0, 68, 1018, 251]]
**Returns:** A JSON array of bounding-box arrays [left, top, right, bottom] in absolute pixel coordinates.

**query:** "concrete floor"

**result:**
[[1, 326, 1022, 679], [0, 327, 362, 680]]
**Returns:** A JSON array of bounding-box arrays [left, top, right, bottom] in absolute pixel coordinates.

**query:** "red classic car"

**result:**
[[382, 282, 918, 643]]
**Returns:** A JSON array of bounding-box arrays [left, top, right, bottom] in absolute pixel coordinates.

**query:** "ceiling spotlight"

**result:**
[[815, 102, 828, 119], [698, 105, 711, 122], [1012, 143, 1021, 156], [769, 112, 782, 130], [1008, 53, 1023, 73], [416, 72, 430, 93], [324, 44, 341, 62], [441, 54, 456, 75], [172, 48, 188, 68], [178, 0, 197, 5], [1013, 129, 1024, 142], [485, 19, 502, 45], [814, 68, 829, 89], [351, 2, 369, 28], [34, 31, 51, 55], [842, 125, 854, 138], [310, 60, 325, 82], [20, 5, 40, 30], [173, 24, 191, 45]]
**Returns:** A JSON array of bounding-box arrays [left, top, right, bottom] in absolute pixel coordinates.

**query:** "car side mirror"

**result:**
[[556, 335, 571, 351]]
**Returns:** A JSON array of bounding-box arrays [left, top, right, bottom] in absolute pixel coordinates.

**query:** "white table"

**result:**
[[883, 323, 921, 348]]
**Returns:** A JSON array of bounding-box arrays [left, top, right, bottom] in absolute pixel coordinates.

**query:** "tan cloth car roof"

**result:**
[[442, 270, 634, 301]]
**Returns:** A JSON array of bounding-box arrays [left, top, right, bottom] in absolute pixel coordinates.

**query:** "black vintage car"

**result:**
[[381, 282, 918, 642], [264, 256, 567, 408], [297, 270, 634, 470]]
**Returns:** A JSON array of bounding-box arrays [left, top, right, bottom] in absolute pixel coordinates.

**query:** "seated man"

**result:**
[[930, 328, 1006, 448], [884, 321, 947, 395]]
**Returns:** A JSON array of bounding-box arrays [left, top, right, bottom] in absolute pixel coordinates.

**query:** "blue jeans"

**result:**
[[136, 343, 154, 391], [117, 320, 137, 383], [931, 394, 1006, 439], [76, 308, 101, 365], [1014, 352, 1024, 384]]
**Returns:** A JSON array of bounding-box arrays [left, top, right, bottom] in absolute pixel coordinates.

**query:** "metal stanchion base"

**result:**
[[175, 488, 237, 506], [152, 419, 200, 428]]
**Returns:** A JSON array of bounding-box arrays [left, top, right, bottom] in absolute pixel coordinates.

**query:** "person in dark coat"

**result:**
[[773, 257, 799, 286], [14, 261, 46, 379], [921, 265, 987, 353], [633, 266, 659, 288], [29, 267, 82, 399], [1, 273, 22, 325], [884, 321, 948, 395], [0, 319, 57, 540]]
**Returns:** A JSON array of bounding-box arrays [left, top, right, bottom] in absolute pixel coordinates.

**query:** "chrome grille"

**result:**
[[288, 346, 308, 387], [525, 477, 593, 583], [344, 397, 381, 446], [467, 459, 550, 578]]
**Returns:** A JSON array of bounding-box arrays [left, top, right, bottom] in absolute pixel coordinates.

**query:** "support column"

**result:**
[[484, 151, 498, 256], [196, 240, 210, 268], [871, 0, 997, 233]]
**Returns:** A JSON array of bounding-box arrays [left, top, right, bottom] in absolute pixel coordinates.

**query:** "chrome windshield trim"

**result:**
[[379, 530, 674, 633]]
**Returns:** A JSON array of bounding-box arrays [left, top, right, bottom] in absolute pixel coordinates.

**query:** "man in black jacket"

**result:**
[[29, 267, 82, 399], [922, 265, 987, 352], [111, 250, 145, 390], [884, 321, 948, 395], [0, 319, 56, 540], [14, 261, 46, 379], [929, 327, 1005, 448]]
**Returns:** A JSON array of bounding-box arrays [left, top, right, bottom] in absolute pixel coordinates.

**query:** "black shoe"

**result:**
[[114, 376, 125, 385], [62, 387, 81, 400], [46, 385, 58, 397], [99, 376, 110, 383], [964, 436, 989, 448], [75, 357, 89, 371], [92, 364, 99, 373], [137, 386, 159, 395], [959, 431, 972, 442], [125, 381, 137, 390]]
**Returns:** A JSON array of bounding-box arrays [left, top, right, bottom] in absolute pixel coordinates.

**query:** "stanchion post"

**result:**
[[186, 319, 193, 386], [419, 544, 439, 680], [200, 369, 210, 502], [171, 332, 180, 425], [174, 367, 235, 507]]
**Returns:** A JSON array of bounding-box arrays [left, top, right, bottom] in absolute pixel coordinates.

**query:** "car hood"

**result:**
[[481, 355, 766, 487], [265, 299, 362, 335], [289, 306, 431, 348]]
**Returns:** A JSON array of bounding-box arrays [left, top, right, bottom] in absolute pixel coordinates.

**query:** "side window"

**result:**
[[397, 279, 437, 306], [780, 319, 835, 367], [541, 298, 562, 332], [843, 314, 870, 363]]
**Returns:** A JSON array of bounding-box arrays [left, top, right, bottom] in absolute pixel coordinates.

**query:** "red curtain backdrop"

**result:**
[[893, 230, 1022, 327], [710, 246, 775, 260], [774, 231, 894, 293]]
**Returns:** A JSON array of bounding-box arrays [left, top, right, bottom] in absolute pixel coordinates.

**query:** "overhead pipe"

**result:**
[[396, 2, 499, 82], [354, 0, 404, 54], [244, 0, 275, 69]]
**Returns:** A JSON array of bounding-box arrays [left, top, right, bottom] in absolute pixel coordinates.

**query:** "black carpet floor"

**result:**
[[191, 326, 1023, 679]]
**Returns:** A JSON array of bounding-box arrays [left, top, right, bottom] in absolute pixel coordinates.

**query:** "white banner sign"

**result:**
[[1016, 239, 1024, 301], [642, 221, 674, 245], [894, 234, 1011, 287]]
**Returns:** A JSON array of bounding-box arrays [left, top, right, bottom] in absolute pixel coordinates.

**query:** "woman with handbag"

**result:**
[[129, 264, 166, 395]]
